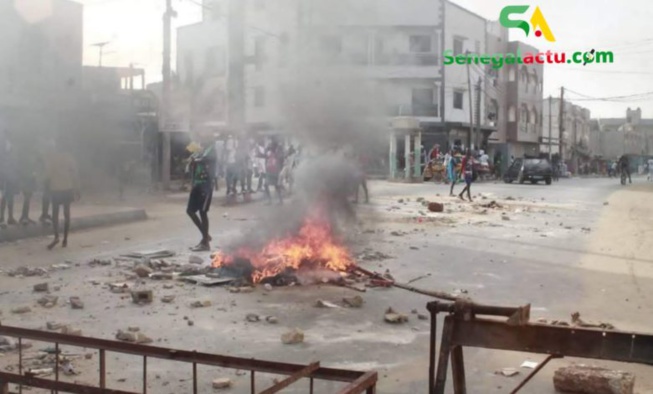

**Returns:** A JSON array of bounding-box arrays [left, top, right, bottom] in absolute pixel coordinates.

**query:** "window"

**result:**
[[508, 105, 516, 122], [453, 90, 464, 110], [520, 105, 530, 124], [409, 35, 432, 53], [453, 37, 464, 55], [411, 88, 437, 116], [254, 87, 265, 107]]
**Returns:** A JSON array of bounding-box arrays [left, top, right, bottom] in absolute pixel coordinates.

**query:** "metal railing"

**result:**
[[0, 324, 377, 394]]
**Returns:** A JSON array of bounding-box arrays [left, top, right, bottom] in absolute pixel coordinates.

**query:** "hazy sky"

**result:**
[[79, 0, 653, 118]]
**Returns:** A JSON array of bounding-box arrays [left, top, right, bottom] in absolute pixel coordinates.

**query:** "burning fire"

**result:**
[[212, 212, 355, 284]]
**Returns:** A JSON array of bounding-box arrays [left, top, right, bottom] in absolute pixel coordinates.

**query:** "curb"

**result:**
[[0, 209, 148, 243]]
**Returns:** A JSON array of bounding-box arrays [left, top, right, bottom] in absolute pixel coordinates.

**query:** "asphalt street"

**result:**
[[0, 177, 651, 393]]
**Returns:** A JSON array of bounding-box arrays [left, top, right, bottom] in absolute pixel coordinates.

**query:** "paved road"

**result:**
[[1, 177, 651, 393]]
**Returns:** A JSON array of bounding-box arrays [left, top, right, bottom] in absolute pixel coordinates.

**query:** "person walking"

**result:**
[[447, 150, 458, 196], [263, 137, 284, 205], [186, 133, 216, 252], [45, 145, 80, 249], [458, 150, 474, 202]]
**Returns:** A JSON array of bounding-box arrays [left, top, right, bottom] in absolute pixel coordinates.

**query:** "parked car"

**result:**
[[504, 157, 553, 185]]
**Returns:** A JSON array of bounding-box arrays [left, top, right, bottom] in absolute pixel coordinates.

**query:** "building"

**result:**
[[485, 25, 544, 162], [0, 0, 83, 137], [593, 108, 653, 170]]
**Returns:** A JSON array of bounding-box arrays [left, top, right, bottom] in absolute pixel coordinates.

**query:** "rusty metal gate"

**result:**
[[0, 325, 377, 394], [427, 300, 653, 394]]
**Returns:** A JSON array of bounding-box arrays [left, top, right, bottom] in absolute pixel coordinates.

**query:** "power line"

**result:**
[[565, 88, 653, 102]]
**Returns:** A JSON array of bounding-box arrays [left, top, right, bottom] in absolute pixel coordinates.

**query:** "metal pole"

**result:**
[[465, 51, 474, 151], [475, 77, 482, 150], [548, 95, 552, 157], [440, 0, 447, 148], [558, 87, 565, 162], [161, 0, 174, 189]]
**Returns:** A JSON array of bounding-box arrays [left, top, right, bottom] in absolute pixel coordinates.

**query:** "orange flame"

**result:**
[[212, 213, 355, 283]]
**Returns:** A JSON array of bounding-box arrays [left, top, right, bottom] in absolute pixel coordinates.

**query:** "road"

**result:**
[[1, 177, 652, 393]]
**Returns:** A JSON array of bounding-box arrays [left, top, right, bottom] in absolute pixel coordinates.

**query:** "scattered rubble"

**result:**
[[571, 312, 615, 330], [315, 300, 339, 308], [11, 306, 31, 314], [46, 322, 63, 331], [33, 283, 49, 292], [245, 314, 260, 323], [60, 325, 82, 336], [480, 201, 503, 209], [190, 300, 212, 308], [69, 297, 84, 309], [265, 316, 278, 324], [357, 250, 392, 262], [133, 265, 153, 278], [88, 259, 112, 267], [281, 328, 304, 345], [131, 290, 154, 304], [495, 368, 520, 377], [188, 255, 204, 265], [428, 202, 444, 213], [161, 295, 175, 303], [384, 308, 408, 324], [116, 330, 152, 344], [417, 314, 428, 321], [212, 378, 233, 390], [342, 296, 364, 308], [7, 266, 48, 277], [37, 295, 58, 308], [553, 365, 634, 394]]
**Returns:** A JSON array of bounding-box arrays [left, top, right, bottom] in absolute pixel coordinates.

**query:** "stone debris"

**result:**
[[190, 300, 212, 308], [342, 295, 364, 308], [88, 259, 112, 267], [263, 284, 273, 291], [37, 295, 59, 308], [163, 284, 175, 290], [187, 320, 194, 326], [480, 200, 503, 209], [133, 265, 153, 278], [46, 322, 63, 331], [417, 314, 429, 321], [315, 300, 339, 308], [128, 327, 140, 332], [212, 378, 233, 390], [11, 306, 31, 314], [116, 330, 152, 344], [109, 283, 130, 294], [384, 308, 409, 324], [495, 368, 520, 377], [161, 295, 175, 303], [571, 312, 615, 330], [7, 266, 48, 277], [33, 283, 49, 292], [502, 215, 511, 221], [281, 328, 304, 345], [265, 316, 278, 324], [60, 325, 82, 336], [188, 255, 204, 265], [428, 202, 444, 213], [69, 297, 84, 309], [553, 365, 634, 394], [245, 313, 260, 323], [357, 250, 392, 262], [131, 290, 154, 304]]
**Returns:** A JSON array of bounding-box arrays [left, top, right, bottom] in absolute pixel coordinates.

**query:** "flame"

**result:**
[[212, 212, 355, 283]]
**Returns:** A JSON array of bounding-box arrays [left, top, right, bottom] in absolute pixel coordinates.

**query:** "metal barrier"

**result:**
[[427, 300, 653, 394], [0, 324, 377, 394]]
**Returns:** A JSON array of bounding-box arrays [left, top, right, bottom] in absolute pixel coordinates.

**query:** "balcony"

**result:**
[[387, 104, 439, 118]]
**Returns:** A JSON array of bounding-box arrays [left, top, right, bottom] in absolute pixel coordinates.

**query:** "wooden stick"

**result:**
[[351, 266, 459, 301]]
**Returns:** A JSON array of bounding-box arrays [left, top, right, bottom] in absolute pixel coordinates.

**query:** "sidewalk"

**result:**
[[0, 202, 147, 243]]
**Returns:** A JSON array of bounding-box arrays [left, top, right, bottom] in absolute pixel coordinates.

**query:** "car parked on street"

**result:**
[[504, 157, 553, 185]]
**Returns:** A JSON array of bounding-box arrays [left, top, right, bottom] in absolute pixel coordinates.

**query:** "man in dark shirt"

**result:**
[[263, 137, 284, 205], [618, 155, 632, 184], [187, 133, 217, 251]]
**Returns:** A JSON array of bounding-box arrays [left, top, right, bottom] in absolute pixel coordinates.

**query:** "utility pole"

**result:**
[[474, 77, 482, 150], [91, 41, 110, 67], [558, 87, 565, 163], [227, 0, 246, 133], [548, 95, 552, 157], [465, 50, 474, 151], [440, 0, 447, 150], [160, 0, 176, 190]]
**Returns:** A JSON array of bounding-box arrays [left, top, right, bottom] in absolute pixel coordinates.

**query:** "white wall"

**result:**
[[307, 0, 442, 27], [443, 1, 485, 124], [177, 21, 226, 86]]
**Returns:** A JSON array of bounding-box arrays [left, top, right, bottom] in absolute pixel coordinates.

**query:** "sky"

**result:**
[[77, 0, 653, 118]]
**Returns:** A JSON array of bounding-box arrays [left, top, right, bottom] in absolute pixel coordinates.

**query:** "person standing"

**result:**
[[224, 135, 238, 196], [264, 137, 284, 205], [213, 137, 224, 192], [458, 150, 474, 202], [0, 141, 18, 227], [45, 146, 80, 249], [447, 150, 458, 196], [254, 138, 266, 192], [186, 133, 216, 251]]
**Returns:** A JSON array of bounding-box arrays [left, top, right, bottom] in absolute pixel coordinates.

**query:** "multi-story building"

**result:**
[[594, 108, 653, 161], [485, 25, 544, 162], [0, 0, 83, 136]]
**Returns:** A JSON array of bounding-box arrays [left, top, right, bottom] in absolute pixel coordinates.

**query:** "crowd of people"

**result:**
[[0, 132, 80, 250]]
